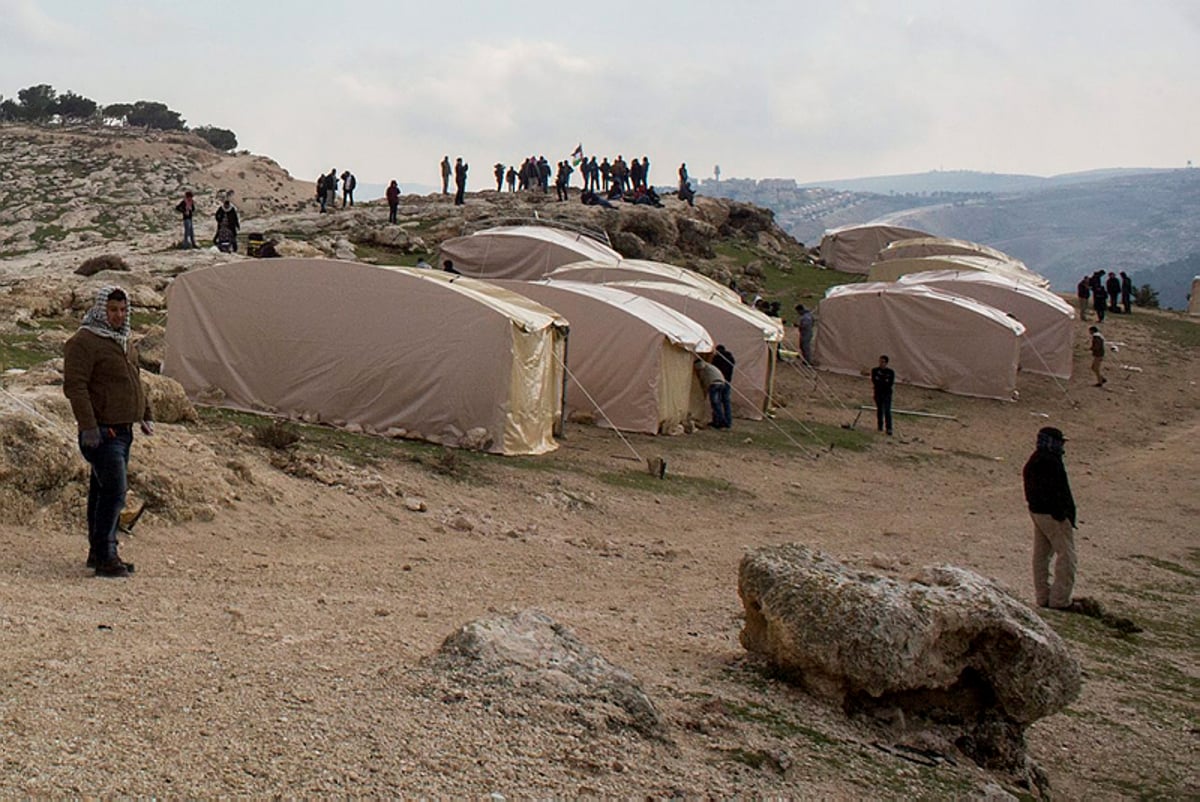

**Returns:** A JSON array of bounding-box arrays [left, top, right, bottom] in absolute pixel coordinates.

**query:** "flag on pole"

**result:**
[[570, 143, 584, 166]]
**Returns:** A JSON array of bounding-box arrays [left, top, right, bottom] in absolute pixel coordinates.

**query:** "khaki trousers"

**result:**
[[1031, 513, 1076, 608], [1091, 355, 1105, 384]]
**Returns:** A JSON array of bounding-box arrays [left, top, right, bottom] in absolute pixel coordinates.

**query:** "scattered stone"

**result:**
[[425, 609, 663, 738]]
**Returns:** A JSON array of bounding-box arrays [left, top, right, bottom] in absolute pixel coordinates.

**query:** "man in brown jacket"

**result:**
[[63, 286, 153, 577]]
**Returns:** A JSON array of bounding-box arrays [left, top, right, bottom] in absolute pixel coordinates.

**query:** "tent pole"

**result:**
[[859, 405, 958, 421], [555, 327, 570, 438]]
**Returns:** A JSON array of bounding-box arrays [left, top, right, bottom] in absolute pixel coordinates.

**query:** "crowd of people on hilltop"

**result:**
[[446, 151, 696, 210]]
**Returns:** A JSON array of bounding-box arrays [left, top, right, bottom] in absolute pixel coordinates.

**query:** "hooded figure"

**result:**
[[1022, 426, 1077, 609], [62, 286, 154, 578], [215, 197, 240, 252]]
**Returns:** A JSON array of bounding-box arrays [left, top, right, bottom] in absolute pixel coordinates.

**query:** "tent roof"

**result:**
[[537, 280, 714, 352], [826, 281, 1027, 335], [438, 225, 620, 280], [817, 224, 932, 274], [896, 269, 1072, 313], [878, 236, 1022, 266], [605, 280, 785, 342], [868, 254, 1050, 288], [547, 259, 742, 303]]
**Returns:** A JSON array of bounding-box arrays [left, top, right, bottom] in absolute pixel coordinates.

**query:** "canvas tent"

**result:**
[[815, 282, 1026, 401], [489, 280, 712, 434], [818, 224, 930, 274], [604, 280, 784, 419], [897, 270, 1076, 379], [163, 259, 567, 455], [877, 236, 1027, 270], [546, 259, 743, 304], [1190, 277, 1200, 315], [867, 254, 1050, 288], [437, 225, 621, 280]]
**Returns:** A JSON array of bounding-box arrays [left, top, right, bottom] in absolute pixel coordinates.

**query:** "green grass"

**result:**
[[0, 332, 61, 370], [761, 260, 860, 314], [1126, 313, 1200, 348], [731, 418, 872, 454], [31, 224, 68, 246], [353, 243, 421, 267]]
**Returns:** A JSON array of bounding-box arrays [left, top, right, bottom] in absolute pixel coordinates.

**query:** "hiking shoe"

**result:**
[[94, 560, 133, 578]]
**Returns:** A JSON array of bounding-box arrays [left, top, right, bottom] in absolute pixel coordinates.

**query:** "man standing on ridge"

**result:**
[[385, 180, 400, 223], [1075, 275, 1090, 321], [1022, 426, 1078, 609], [1120, 271, 1134, 314], [454, 157, 468, 206], [441, 156, 452, 195], [63, 286, 154, 578], [1089, 326, 1107, 387], [870, 354, 895, 435], [325, 169, 338, 212], [175, 190, 196, 248]]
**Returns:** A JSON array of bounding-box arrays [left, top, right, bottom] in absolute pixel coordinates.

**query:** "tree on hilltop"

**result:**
[[103, 102, 134, 122], [193, 125, 238, 151], [124, 100, 186, 130], [16, 84, 58, 122], [55, 91, 98, 122]]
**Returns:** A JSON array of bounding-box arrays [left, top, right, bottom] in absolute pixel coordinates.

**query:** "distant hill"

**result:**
[[795, 168, 1171, 196], [1131, 252, 1200, 311], [702, 168, 1200, 303]]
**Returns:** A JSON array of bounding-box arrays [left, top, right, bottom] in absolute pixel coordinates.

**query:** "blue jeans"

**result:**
[[80, 425, 132, 563], [182, 217, 196, 248], [709, 382, 732, 429]]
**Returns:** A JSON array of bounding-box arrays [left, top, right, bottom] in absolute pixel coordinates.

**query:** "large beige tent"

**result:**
[[818, 224, 930, 274], [877, 236, 1027, 271], [437, 225, 621, 279], [546, 259, 743, 304], [1190, 277, 1200, 315], [815, 282, 1026, 401], [163, 259, 567, 455], [897, 270, 1076, 379], [489, 280, 712, 434], [867, 254, 1050, 288], [604, 280, 784, 419]]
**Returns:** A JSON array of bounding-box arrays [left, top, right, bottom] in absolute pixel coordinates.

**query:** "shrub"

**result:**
[[75, 254, 130, 276]]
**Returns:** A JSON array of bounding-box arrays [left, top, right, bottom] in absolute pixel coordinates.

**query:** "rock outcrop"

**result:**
[[426, 609, 663, 738], [738, 544, 1081, 775]]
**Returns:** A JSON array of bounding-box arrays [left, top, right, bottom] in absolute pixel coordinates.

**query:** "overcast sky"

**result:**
[[2, 0, 1197, 189]]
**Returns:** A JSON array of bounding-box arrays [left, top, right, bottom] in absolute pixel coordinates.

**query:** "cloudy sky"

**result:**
[[2, 0, 1197, 189]]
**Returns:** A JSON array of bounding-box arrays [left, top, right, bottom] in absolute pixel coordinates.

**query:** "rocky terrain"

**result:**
[[0, 124, 1197, 798]]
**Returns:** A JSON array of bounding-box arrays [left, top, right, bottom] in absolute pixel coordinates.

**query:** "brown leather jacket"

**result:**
[[63, 329, 151, 430]]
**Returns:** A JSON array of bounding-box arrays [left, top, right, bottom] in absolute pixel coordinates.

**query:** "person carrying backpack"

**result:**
[[341, 171, 356, 207]]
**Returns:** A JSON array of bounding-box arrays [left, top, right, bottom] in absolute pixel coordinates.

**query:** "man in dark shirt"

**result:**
[[1120, 271, 1134, 314], [870, 355, 895, 435], [1022, 427, 1077, 609], [713, 344, 736, 383]]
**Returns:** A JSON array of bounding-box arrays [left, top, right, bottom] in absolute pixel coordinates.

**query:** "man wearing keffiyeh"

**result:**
[[63, 285, 154, 578]]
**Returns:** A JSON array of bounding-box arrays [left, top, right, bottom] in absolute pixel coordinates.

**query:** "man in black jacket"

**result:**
[[1022, 427, 1077, 609]]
